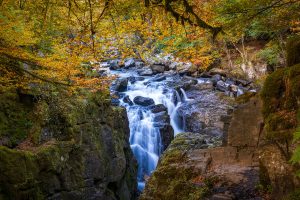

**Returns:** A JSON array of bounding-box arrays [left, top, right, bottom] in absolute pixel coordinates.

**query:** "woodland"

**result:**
[[1, 0, 300, 199]]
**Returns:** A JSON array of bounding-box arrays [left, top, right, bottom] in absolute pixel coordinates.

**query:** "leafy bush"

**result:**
[[257, 44, 281, 66]]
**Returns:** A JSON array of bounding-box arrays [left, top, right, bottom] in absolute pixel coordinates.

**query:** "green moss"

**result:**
[[140, 148, 211, 200], [0, 146, 41, 200], [0, 92, 33, 147], [258, 161, 271, 190], [286, 35, 300, 67], [236, 92, 257, 104], [283, 188, 300, 200], [261, 64, 300, 142]]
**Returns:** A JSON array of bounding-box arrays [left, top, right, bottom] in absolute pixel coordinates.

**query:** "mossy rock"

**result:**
[[140, 146, 210, 200], [0, 92, 33, 147], [261, 63, 300, 141], [236, 92, 257, 104], [287, 35, 300, 67]]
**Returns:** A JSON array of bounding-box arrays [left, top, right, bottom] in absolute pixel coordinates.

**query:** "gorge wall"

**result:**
[[0, 91, 137, 200]]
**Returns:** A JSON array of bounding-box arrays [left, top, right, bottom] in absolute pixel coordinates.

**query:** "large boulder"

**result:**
[[149, 104, 168, 113], [111, 78, 128, 92], [123, 95, 133, 105], [176, 62, 194, 75], [138, 67, 153, 76], [150, 64, 168, 74], [216, 80, 228, 92], [133, 96, 155, 106]]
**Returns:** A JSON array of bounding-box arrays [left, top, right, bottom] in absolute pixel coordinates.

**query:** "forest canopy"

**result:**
[[0, 0, 299, 93]]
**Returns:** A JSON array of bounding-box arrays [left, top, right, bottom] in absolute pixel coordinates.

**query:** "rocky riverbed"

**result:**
[[106, 55, 261, 198]]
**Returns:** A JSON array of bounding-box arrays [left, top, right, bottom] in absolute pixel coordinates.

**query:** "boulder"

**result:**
[[123, 96, 133, 105], [211, 74, 222, 86], [153, 111, 170, 124], [128, 76, 145, 84], [111, 98, 120, 106], [149, 104, 168, 113], [159, 124, 174, 151], [216, 80, 228, 92], [108, 59, 121, 70], [209, 68, 227, 77], [199, 72, 213, 78], [176, 63, 192, 75], [138, 67, 153, 76], [169, 62, 179, 70], [111, 78, 128, 92], [191, 82, 214, 91], [225, 78, 236, 86], [151, 64, 167, 74], [133, 96, 155, 106], [135, 60, 145, 68], [98, 67, 110, 76], [124, 58, 135, 68], [229, 84, 239, 93]]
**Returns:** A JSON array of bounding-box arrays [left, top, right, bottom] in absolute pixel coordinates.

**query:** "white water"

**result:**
[[115, 72, 185, 191]]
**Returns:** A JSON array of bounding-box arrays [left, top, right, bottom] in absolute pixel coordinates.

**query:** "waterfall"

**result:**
[[114, 72, 185, 191], [180, 88, 191, 102]]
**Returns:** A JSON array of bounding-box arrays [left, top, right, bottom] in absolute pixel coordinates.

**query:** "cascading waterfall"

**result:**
[[116, 73, 186, 191]]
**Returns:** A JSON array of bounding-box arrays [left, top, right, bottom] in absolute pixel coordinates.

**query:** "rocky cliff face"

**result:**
[[0, 91, 137, 200], [140, 95, 264, 200]]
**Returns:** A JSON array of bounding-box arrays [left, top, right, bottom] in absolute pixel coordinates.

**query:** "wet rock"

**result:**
[[185, 115, 205, 133], [135, 60, 145, 68], [123, 96, 133, 105], [225, 78, 235, 86], [153, 111, 170, 124], [133, 96, 155, 106], [216, 80, 228, 92], [111, 98, 120, 106], [150, 75, 166, 82], [138, 67, 153, 76], [98, 68, 110, 77], [108, 59, 121, 70], [149, 104, 168, 113], [151, 64, 167, 74], [111, 78, 128, 92], [128, 76, 145, 84], [237, 88, 244, 96], [124, 58, 135, 68], [159, 124, 174, 151], [211, 74, 222, 86]]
